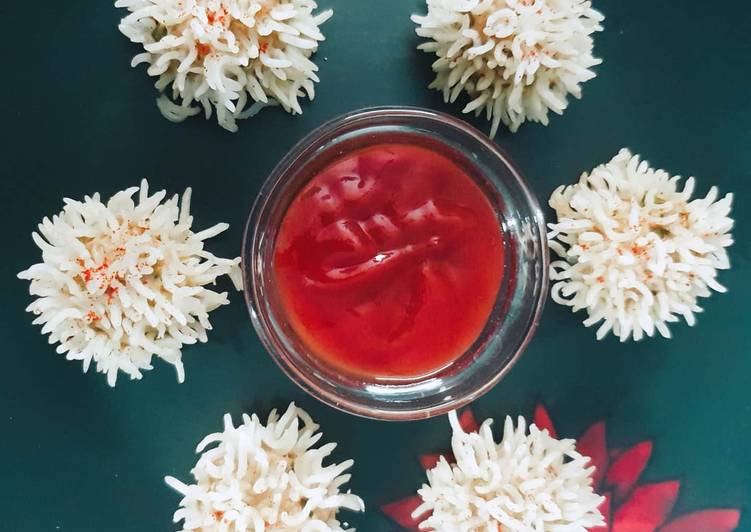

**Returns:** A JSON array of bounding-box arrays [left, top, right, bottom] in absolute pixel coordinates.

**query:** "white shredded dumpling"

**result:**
[[413, 411, 604, 531], [548, 149, 734, 341], [412, 0, 603, 136], [116, 0, 333, 131], [165, 403, 365, 531], [18, 180, 241, 386]]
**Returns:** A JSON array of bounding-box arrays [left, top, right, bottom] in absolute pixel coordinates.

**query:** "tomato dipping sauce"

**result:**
[[273, 142, 504, 378]]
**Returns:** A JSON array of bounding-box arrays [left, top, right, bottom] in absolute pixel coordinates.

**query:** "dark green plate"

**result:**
[[1, 1, 749, 530]]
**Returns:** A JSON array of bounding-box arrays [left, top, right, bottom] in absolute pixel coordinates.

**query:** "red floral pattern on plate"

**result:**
[[383, 405, 741, 531]]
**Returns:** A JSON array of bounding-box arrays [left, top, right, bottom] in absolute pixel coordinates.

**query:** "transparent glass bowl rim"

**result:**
[[242, 106, 549, 421]]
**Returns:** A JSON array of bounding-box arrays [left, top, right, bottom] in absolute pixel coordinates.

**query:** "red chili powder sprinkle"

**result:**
[[76, 259, 94, 282], [79, 259, 110, 283], [597, 276, 605, 283], [212, 511, 224, 521], [106, 285, 119, 303], [86, 310, 100, 323], [259, 41, 269, 54], [207, 9, 216, 24], [196, 42, 212, 57]]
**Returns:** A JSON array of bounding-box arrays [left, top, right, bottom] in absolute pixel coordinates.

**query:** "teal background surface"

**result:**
[[1, 1, 749, 530]]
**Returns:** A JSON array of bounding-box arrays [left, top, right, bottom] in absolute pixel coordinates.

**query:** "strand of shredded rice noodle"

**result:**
[[116, 0, 332, 131], [548, 149, 734, 341], [165, 403, 365, 531], [18, 180, 241, 386]]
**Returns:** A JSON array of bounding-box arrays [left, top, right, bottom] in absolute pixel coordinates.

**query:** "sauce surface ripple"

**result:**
[[274, 143, 504, 378]]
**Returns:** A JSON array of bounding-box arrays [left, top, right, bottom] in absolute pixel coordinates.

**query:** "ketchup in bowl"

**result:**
[[273, 143, 504, 378], [245, 108, 547, 420]]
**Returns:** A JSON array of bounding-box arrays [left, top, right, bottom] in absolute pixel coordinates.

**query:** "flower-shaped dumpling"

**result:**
[[412, 410, 605, 530], [548, 149, 734, 341], [165, 403, 365, 531], [18, 180, 241, 385], [412, 0, 604, 135], [116, 0, 333, 131]]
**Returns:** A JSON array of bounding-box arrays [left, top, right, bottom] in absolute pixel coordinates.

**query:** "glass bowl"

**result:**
[[242, 107, 548, 421]]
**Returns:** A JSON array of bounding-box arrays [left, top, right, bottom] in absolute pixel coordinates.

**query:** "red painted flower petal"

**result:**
[[381, 496, 424, 531], [610, 448, 624, 462], [606, 441, 653, 502], [459, 409, 479, 433], [590, 492, 612, 532], [419, 452, 454, 470], [612, 481, 680, 532], [533, 404, 558, 438], [577, 421, 609, 488], [659, 510, 741, 532]]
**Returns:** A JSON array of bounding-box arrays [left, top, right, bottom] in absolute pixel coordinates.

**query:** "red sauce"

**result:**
[[274, 143, 504, 378]]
